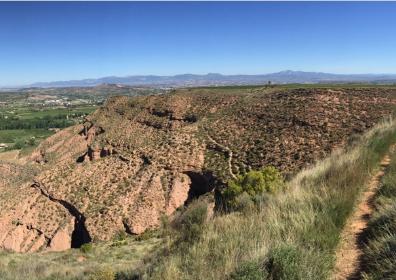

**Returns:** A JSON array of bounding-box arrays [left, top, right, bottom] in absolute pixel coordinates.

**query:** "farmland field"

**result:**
[[0, 104, 97, 151], [0, 84, 164, 153]]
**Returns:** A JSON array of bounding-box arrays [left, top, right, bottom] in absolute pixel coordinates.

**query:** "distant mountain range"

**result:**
[[27, 70, 396, 88]]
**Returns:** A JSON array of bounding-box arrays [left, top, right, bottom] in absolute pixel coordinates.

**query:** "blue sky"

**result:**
[[1, 2, 396, 86]]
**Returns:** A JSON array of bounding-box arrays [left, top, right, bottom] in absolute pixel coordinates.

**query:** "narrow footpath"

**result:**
[[332, 150, 392, 279], [207, 134, 237, 179]]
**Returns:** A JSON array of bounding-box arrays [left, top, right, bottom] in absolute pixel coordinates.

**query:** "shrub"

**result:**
[[114, 230, 127, 241], [230, 260, 268, 280], [13, 140, 25, 150], [89, 267, 115, 280], [265, 244, 302, 280], [233, 192, 255, 214], [80, 243, 93, 254], [173, 200, 208, 243], [222, 166, 284, 210], [26, 137, 36, 146]]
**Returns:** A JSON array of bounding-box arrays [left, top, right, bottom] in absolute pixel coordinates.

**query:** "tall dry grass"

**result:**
[[360, 150, 396, 279], [0, 237, 161, 280]]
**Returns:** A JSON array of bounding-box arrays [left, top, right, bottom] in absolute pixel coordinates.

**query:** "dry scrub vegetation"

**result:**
[[145, 118, 396, 280], [1, 118, 396, 280], [1, 87, 396, 279], [2, 86, 395, 252]]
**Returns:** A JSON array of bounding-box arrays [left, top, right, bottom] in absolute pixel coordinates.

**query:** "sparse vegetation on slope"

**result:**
[[4, 86, 394, 253], [1, 117, 396, 280], [1, 86, 396, 279], [146, 118, 396, 280]]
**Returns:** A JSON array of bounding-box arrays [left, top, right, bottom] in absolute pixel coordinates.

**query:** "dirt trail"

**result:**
[[207, 135, 237, 179], [332, 151, 392, 280]]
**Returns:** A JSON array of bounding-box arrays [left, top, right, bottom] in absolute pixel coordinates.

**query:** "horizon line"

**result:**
[[3, 70, 396, 88]]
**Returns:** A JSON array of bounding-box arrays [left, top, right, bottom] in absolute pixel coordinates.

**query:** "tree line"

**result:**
[[0, 115, 75, 130]]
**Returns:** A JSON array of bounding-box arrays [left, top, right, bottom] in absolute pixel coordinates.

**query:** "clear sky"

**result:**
[[1, 2, 396, 86]]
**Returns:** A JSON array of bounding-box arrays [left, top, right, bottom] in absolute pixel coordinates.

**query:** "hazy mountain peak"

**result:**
[[25, 70, 396, 88]]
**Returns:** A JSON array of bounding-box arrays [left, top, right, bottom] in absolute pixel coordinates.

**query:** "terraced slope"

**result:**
[[1, 87, 396, 252]]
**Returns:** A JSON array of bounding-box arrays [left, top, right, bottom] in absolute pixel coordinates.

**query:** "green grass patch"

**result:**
[[24, 107, 95, 118], [0, 105, 96, 152], [0, 129, 54, 144]]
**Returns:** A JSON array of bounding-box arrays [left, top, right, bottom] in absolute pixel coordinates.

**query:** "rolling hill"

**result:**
[[27, 71, 396, 88], [1, 85, 396, 253]]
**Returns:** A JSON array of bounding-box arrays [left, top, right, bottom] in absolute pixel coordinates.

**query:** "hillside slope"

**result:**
[[1, 86, 396, 252]]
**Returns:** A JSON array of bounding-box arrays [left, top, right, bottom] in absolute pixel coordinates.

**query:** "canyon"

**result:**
[[1, 86, 396, 252]]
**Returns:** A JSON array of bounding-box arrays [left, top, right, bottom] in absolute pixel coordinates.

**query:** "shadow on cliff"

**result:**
[[31, 182, 92, 248], [183, 171, 216, 205]]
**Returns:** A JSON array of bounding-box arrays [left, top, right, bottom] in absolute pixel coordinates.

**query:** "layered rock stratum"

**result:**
[[1, 87, 396, 252]]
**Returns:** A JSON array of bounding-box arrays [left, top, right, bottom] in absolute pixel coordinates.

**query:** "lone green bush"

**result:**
[[222, 166, 284, 210]]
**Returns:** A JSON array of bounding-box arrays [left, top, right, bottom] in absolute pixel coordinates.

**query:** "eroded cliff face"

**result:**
[[1, 88, 396, 252], [0, 163, 72, 252], [0, 95, 206, 251]]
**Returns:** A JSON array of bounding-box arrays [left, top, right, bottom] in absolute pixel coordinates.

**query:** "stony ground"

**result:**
[[1, 86, 396, 252]]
